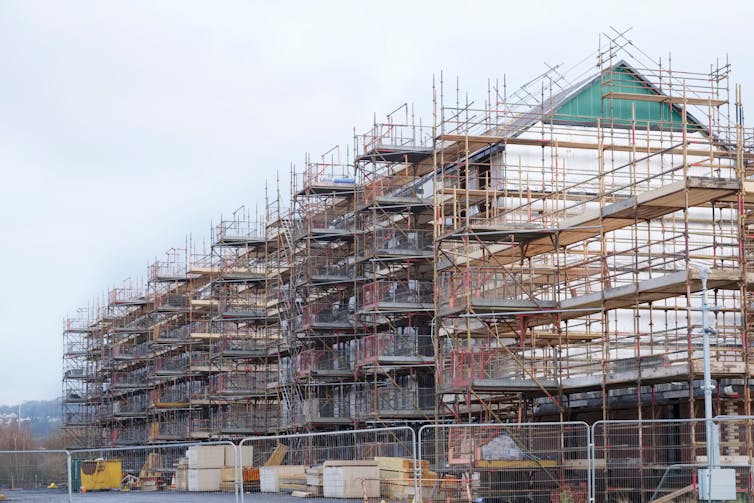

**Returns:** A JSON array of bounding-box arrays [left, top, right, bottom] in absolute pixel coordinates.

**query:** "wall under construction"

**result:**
[[62, 34, 754, 452]]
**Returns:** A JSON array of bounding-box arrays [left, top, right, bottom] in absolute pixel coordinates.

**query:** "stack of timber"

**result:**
[[180, 445, 256, 492], [220, 446, 254, 493], [305, 466, 324, 496], [323, 460, 380, 498], [219, 467, 235, 493], [174, 458, 188, 491], [279, 472, 309, 494], [423, 473, 472, 502], [375, 457, 434, 500], [260, 465, 308, 493], [186, 445, 224, 492], [226, 445, 255, 467]]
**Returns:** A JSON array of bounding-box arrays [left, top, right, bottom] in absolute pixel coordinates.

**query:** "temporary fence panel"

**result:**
[[647, 463, 750, 501], [70, 441, 237, 501], [592, 420, 706, 503], [239, 426, 416, 503], [711, 417, 754, 501], [419, 422, 590, 503], [17, 417, 754, 503], [592, 418, 754, 502], [0, 449, 70, 502]]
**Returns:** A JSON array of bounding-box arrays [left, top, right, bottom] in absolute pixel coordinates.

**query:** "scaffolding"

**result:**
[[62, 308, 103, 448], [432, 35, 753, 429], [62, 34, 754, 462], [289, 148, 359, 429], [353, 105, 436, 425], [209, 206, 280, 437]]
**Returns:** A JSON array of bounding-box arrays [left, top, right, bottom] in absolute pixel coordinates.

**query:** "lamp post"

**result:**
[[11, 401, 22, 489], [699, 267, 718, 501], [696, 266, 739, 501]]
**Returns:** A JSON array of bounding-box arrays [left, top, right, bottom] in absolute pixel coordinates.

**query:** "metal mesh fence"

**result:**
[[648, 463, 751, 501], [592, 420, 705, 502], [0, 449, 70, 501], [593, 418, 754, 502], [70, 441, 237, 499], [419, 422, 590, 503], [239, 426, 416, 503], [7, 417, 754, 503]]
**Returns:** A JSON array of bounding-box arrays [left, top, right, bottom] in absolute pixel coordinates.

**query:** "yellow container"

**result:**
[[80, 459, 122, 491]]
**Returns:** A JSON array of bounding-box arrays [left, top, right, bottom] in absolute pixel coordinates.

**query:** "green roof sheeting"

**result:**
[[551, 63, 699, 131]]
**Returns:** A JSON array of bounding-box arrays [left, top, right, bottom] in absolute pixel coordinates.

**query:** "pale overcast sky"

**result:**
[[0, 1, 751, 405]]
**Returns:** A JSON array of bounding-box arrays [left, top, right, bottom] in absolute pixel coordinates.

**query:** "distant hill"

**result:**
[[0, 398, 61, 439]]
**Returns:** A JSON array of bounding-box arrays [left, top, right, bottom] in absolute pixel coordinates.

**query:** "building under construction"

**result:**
[[63, 35, 754, 450]]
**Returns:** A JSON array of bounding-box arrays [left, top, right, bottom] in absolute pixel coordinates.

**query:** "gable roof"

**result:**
[[545, 60, 705, 132], [438, 61, 713, 179]]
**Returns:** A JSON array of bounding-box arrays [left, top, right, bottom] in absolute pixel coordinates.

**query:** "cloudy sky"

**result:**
[[0, 1, 751, 405]]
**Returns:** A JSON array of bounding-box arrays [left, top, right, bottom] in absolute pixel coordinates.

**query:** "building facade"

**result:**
[[63, 40, 754, 450]]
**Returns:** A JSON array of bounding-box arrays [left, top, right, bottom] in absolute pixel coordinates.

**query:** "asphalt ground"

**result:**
[[0, 490, 365, 503]]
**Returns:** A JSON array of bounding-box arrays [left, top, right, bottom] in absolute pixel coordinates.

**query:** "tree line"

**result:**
[[0, 421, 68, 489]]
